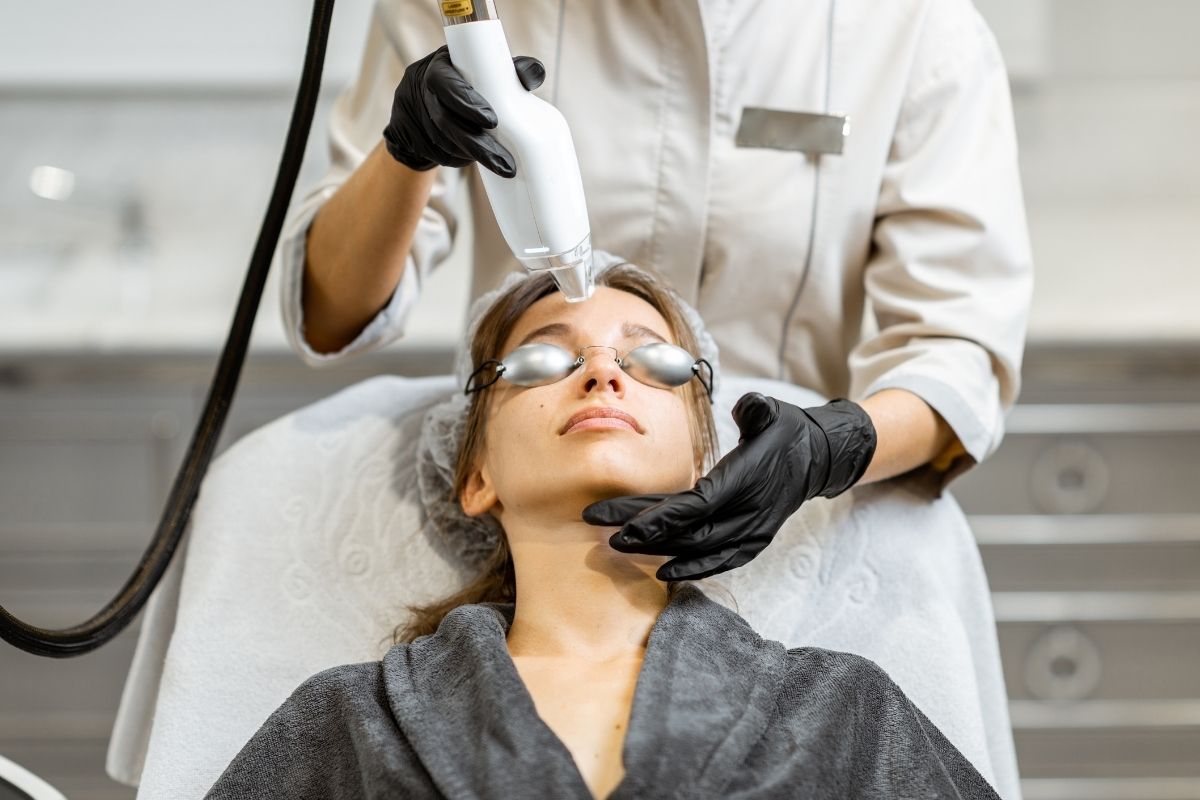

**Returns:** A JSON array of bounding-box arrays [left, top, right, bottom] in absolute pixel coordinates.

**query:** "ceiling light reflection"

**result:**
[[29, 165, 76, 201]]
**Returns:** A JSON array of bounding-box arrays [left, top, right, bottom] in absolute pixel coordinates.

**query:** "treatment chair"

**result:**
[[106, 374, 1021, 799]]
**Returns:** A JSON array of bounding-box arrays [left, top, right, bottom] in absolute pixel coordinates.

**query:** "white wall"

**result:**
[[2, 1, 1198, 344], [0, 0, 377, 87], [978, 0, 1200, 340]]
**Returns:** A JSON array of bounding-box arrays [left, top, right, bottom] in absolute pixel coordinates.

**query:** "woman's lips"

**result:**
[[566, 417, 643, 434], [560, 406, 643, 435]]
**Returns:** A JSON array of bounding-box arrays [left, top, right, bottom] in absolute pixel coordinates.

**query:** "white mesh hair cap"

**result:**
[[415, 250, 721, 570]]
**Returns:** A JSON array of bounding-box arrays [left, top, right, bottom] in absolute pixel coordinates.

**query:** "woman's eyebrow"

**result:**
[[516, 322, 572, 347], [621, 322, 669, 344], [515, 321, 669, 347]]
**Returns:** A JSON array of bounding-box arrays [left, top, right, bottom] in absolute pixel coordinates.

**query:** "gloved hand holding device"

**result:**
[[383, 44, 545, 178], [583, 393, 878, 581], [387, 9, 595, 302]]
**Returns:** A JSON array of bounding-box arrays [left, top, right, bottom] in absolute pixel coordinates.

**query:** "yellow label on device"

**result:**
[[441, 0, 474, 16]]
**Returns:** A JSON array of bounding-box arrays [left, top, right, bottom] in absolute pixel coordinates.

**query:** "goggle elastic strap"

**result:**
[[694, 358, 715, 403], [465, 359, 505, 394]]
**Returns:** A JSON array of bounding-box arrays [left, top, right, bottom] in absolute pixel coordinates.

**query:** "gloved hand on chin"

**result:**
[[583, 393, 878, 581]]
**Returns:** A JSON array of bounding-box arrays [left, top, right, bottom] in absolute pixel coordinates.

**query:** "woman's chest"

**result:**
[[511, 656, 644, 798]]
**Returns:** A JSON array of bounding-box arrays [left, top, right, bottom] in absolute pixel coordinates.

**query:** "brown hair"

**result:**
[[393, 262, 720, 643]]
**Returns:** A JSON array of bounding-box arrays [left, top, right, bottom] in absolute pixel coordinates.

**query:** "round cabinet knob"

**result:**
[[0, 364, 32, 389], [1031, 440, 1110, 514], [150, 410, 181, 440], [1024, 624, 1102, 703]]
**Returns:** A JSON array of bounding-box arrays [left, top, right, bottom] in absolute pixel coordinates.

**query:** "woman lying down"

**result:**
[[205, 261, 999, 799]]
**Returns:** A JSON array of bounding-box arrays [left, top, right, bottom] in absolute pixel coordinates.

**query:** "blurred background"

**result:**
[[1, 0, 1197, 798]]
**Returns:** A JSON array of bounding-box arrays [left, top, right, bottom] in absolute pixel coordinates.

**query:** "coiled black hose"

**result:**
[[0, 0, 336, 657]]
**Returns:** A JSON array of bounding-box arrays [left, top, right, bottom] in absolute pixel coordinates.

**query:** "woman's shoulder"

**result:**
[[776, 647, 1000, 798], [780, 646, 907, 705], [285, 658, 392, 720], [297, 658, 382, 688]]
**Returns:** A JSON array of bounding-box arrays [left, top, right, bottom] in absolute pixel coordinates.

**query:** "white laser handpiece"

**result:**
[[439, 0, 595, 302]]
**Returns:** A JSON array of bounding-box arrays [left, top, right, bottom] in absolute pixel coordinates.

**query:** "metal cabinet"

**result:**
[[0, 348, 449, 800], [952, 344, 1200, 800]]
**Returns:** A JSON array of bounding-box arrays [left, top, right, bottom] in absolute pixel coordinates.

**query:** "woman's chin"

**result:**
[[574, 469, 692, 504], [542, 441, 696, 499]]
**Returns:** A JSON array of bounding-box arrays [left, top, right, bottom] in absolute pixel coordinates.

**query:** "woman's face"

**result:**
[[460, 286, 701, 526]]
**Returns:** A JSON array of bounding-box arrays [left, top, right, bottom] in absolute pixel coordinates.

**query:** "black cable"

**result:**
[[0, 0, 337, 657]]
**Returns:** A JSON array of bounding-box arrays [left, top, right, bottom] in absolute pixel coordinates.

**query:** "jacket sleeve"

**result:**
[[830, 653, 1002, 799], [203, 664, 399, 799], [280, 1, 466, 369], [847, 0, 1034, 492], [884, 678, 1003, 799]]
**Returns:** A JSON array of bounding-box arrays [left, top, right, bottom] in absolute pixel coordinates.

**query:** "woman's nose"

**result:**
[[575, 346, 626, 395]]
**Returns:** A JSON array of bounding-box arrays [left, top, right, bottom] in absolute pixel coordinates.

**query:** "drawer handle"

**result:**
[[1024, 624, 1102, 702], [1031, 441, 1110, 514]]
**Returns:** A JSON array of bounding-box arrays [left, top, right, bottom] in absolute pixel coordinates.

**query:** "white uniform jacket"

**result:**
[[279, 0, 1034, 487]]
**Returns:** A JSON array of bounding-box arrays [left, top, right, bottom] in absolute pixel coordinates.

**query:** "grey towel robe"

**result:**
[[205, 585, 999, 799]]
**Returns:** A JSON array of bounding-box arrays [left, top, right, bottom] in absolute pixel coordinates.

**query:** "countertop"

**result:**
[[0, 251, 469, 356], [1, 263, 1195, 357], [1, 204, 1195, 356]]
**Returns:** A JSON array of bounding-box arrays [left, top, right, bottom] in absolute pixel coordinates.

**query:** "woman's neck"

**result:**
[[503, 514, 670, 662]]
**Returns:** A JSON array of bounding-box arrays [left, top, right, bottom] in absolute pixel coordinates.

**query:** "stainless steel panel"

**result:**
[[954, 401, 1200, 515], [1, 522, 152, 555], [1012, 700, 1200, 728], [993, 591, 1200, 621], [980, 541, 1200, 591], [999, 621, 1200, 701], [0, 352, 424, 800], [0, 418, 165, 528], [954, 430, 1200, 514], [971, 515, 1200, 545], [1007, 405, 1200, 435], [0, 629, 138, 727], [1014, 726, 1200, 779], [0, 578, 141, 753], [0, 740, 134, 800], [0, 552, 149, 623], [1022, 777, 1200, 800], [0, 618, 139, 800], [1015, 344, 1200, 406], [974, 515, 1200, 592]]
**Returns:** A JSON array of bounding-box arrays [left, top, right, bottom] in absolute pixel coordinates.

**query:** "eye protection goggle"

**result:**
[[465, 342, 714, 403]]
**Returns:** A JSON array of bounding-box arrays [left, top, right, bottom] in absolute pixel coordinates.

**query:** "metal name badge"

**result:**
[[735, 108, 849, 156]]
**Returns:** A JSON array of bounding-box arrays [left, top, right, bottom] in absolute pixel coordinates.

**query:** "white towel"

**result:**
[[107, 375, 1020, 799]]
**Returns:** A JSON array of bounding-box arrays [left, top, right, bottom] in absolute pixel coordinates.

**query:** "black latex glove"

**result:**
[[582, 394, 878, 581], [382, 44, 546, 177]]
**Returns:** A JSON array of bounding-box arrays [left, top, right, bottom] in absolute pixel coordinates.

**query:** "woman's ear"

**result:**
[[460, 461, 500, 517]]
